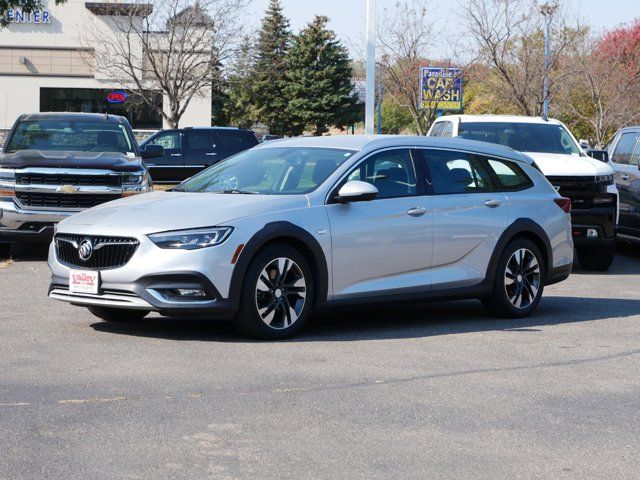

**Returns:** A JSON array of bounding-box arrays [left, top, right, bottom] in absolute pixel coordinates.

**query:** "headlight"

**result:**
[[148, 227, 233, 250], [0, 168, 15, 197], [122, 172, 151, 195], [596, 174, 614, 185]]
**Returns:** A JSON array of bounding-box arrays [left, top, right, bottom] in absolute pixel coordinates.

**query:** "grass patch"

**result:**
[[153, 184, 177, 191]]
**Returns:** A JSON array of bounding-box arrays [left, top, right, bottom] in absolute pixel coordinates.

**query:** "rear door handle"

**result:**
[[170, 153, 183, 157], [407, 207, 427, 217], [205, 152, 218, 156], [484, 199, 501, 208]]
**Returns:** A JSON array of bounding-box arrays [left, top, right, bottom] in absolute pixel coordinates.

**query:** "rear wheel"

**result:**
[[577, 243, 615, 271], [88, 306, 149, 322], [233, 244, 314, 340], [481, 238, 545, 318], [0, 243, 11, 259]]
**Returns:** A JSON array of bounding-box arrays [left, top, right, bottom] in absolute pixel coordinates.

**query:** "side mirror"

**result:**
[[334, 181, 378, 203], [140, 144, 164, 159], [587, 149, 609, 163]]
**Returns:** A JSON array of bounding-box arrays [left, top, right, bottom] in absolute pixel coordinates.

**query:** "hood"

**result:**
[[58, 191, 309, 234], [0, 150, 144, 172], [524, 152, 613, 177]]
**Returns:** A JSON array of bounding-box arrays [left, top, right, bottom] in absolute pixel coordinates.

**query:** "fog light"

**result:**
[[176, 288, 207, 298], [587, 228, 599, 238]]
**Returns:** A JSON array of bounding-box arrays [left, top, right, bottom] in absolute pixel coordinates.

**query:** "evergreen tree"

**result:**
[[284, 16, 361, 136], [225, 35, 258, 129], [252, 0, 292, 135]]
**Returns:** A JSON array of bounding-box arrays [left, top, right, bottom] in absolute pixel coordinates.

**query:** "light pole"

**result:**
[[376, 62, 383, 134], [365, 0, 376, 135], [539, 2, 557, 121]]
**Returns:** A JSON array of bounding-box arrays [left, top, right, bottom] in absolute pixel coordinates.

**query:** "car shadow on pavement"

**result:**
[[90, 295, 640, 343], [1, 243, 49, 262]]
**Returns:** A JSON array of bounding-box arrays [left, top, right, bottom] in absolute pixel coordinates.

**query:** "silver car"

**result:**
[[48, 136, 574, 339]]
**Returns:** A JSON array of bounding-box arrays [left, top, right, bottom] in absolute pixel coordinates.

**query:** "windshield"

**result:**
[[458, 122, 582, 155], [178, 147, 355, 195], [6, 120, 135, 154]]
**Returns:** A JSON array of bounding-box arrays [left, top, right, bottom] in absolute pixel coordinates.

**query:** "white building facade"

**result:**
[[0, 0, 212, 130]]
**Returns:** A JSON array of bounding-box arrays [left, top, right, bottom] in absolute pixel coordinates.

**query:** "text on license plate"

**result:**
[[69, 270, 99, 294]]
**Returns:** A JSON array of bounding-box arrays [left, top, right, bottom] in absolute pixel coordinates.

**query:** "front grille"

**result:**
[[55, 234, 140, 270], [16, 173, 122, 186], [16, 192, 120, 209], [547, 176, 607, 194]]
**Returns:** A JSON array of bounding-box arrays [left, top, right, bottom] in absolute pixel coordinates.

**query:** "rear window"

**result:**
[[217, 130, 258, 155], [6, 119, 134, 154]]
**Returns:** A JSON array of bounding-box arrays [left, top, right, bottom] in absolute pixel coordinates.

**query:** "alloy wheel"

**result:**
[[255, 257, 307, 330], [504, 248, 541, 309]]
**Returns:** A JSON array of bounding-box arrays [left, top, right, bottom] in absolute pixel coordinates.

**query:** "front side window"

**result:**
[[7, 120, 134, 154], [150, 131, 181, 150], [422, 149, 494, 194], [346, 149, 417, 199], [458, 122, 581, 156], [612, 132, 640, 166], [178, 147, 354, 194]]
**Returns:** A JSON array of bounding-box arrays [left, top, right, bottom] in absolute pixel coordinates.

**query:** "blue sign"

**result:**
[[106, 91, 128, 104], [420, 67, 463, 111]]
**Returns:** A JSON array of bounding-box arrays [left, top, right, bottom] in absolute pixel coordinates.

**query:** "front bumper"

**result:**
[[0, 198, 76, 243], [47, 227, 245, 318]]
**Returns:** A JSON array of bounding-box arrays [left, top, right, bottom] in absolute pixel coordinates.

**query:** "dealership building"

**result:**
[[0, 0, 211, 132]]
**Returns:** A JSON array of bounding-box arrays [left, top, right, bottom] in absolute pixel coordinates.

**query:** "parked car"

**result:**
[[48, 135, 573, 339], [429, 115, 619, 271], [605, 126, 640, 241], [261, 134, 283, 142], [140, 127, 259, 183], [0, 113, 157, 255]]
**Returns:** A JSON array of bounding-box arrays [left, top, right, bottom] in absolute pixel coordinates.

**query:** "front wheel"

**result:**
[[577, 243, 615, 271], [481, 238, 545, 318], [233, 244, 314, 340], [88, 306, 149, 322]]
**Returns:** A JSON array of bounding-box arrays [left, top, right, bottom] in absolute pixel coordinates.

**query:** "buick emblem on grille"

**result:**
[[78, 238, 94, 262]]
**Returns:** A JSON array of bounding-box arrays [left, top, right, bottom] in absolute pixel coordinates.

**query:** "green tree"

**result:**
[[284, 15, 360, 136], [380, 98, 414, 134], [252, 0, 292, 135], [224, 35, 258, 129], [0, 0, 64, 27]]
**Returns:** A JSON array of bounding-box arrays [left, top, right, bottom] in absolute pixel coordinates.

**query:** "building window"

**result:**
[[39, 88, 162, 129]]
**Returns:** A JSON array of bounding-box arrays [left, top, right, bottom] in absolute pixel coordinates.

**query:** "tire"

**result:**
[[481, 238, 545, 318], [577, 243, 615, 271], [0, 243, 11, 259], [233, 243, 314, 340], [88, 306, 149, 322]]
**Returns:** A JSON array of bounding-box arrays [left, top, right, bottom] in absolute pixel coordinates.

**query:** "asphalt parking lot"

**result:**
[[1, 244, 640, 479]]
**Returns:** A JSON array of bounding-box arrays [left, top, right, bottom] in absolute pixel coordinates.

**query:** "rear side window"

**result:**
[[217, 130, 258, 155], [429, 123, 445, 137], [186, 131, 215, 152], [612, 132, 640, 165], [484, 157, 533, 191], [421, 149, 494, 194]]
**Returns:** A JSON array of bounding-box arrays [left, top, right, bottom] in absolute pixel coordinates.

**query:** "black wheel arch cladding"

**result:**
[[228, 222, 329, 309]]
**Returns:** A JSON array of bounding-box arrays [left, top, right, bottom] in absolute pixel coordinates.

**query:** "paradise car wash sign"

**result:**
[[106, 91, 128, 104], [6, 8, 51, 24], [420, 67, 463, 111]]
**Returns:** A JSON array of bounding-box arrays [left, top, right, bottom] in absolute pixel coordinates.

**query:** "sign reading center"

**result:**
[[420, 67, 463, 111], [6, 9, 51, 24]]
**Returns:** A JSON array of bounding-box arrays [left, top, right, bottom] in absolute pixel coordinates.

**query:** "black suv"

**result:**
[[140, 127, 259, 183]]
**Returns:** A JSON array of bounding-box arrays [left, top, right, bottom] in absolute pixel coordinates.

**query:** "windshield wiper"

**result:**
[[169, 187, 186, 192], [217, 189, 259, 194]]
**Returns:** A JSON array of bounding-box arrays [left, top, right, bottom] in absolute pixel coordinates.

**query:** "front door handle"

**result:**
[[484, 199, 501, 208], [407, 207, 427, 217], [170, 153, 183, 157], [621, 174, 630, 181], [206, 152, 218, 156]]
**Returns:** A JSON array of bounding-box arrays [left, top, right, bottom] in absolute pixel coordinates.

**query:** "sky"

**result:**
[[248, 0, 638, 57]]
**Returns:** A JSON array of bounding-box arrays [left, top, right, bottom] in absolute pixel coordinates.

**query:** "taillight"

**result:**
[[554, 197, 571, 213]]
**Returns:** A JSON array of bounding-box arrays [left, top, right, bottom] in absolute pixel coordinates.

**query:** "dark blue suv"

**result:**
[[141, 127, 258, 183]]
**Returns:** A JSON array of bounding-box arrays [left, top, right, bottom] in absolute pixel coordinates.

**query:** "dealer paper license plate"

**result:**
[[69, 270, 99, 295]]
